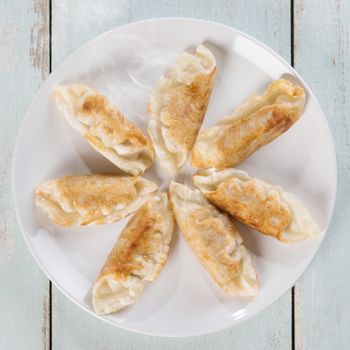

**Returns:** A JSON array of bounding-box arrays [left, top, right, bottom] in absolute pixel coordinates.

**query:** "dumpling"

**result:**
[[55, 84, 154, 175], [192, 79, 305, 169], [193, 168, 320, 243], [169, 181, 258, 297], [148, 45, 216, 175], [92, 193, 175, 314], [35, 174, 158, 226]]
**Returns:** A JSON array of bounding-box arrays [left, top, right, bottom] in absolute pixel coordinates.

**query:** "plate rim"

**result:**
[[12, 16, 338, 337]]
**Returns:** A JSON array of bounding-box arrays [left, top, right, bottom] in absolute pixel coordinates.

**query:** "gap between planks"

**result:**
[[290, 1, 296, 350], [48, 0, 52, 349]]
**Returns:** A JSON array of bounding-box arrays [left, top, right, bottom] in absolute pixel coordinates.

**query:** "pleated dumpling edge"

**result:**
[[55, 84, 155, 175], [192, 79, 305, 169], [92, 193, 175, 315], [193, 168, 320, 243], [148, 44, 216, 175], [35, 174, 158, 226], [169, 181, 258, 298]]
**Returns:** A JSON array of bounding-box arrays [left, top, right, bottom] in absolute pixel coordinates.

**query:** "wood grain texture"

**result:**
[[53, 289, 290, 350], [294, 1, 350, 349], [51, 1, 292, 349], [0, 0, 50, 349], [52, 0, 291, 65]]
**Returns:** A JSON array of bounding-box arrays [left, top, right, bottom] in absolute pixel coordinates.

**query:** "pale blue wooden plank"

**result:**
[[294, 1, 350, 349], [52, 0, 291, 65], [51, 1, 292, 349], [53, 290, 291, 350], [0, 0, 50, 349]]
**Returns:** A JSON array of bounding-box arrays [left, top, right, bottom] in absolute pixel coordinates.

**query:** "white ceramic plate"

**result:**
[[13, 18, 337, 337]]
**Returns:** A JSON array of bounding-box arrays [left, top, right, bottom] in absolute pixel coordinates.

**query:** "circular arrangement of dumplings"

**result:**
[[35, 44, 319, 315]]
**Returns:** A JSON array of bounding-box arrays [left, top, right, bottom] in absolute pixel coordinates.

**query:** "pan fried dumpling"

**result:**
[[193, 168, 320, 243], [35, 174, 158, 226], [192, 79, 305, 169], [169, 181, 258, 297], [148, 45, 216, 175], [55, 84, 154, 175], [92, 193, 175, 315]]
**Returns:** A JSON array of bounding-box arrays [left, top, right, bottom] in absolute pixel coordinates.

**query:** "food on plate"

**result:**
[[169, 181, 258, 297], [35, 174, 158, 226], [193, 168, 320, 243], [148, 44, 216, 175], [55, 84, 154, 175], [192, 79, 305, 169], [92, 193, 174, 314]]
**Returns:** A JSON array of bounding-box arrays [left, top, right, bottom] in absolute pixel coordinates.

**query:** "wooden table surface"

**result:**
[[1, 1, 348, 349]]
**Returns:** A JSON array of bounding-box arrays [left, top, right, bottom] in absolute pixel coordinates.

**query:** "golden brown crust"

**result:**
[[56, 174, 136, 211], [205, 177, 292, 239], [100, 207, 161, 279], [35, 174, 158, 226], [92, 194, 175, 314], [184, 206, 245, 291], [169, 182, 258, 297], [148, 45, 216, 174], [193, 168, 320, 243], [193, 105, 299, 168], [192, 79, 305, 169], [55, 85, 154, 175], [36, 192, 76, 226], [99, 205, 161, 280], [161, 70, 216, 154], [81, 95, 150, 149]]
